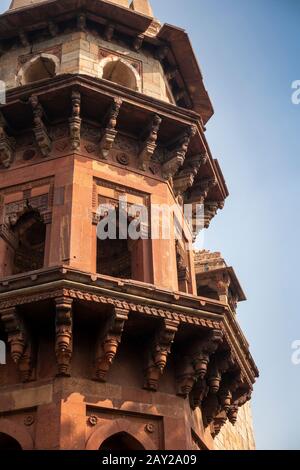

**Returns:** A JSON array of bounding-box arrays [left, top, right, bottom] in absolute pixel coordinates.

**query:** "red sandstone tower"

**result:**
[[0, 0, 258, 450]]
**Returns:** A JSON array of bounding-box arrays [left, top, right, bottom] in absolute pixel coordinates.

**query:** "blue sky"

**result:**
[[1, 0, 300, 450]]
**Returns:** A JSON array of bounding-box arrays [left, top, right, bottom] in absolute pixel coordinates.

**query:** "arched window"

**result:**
[[102, 59, 139, 91], [17, 54, 59, 86], [99, 432, 145, 451], [12, 209, 46, 274], [0, 433, 22, 450]]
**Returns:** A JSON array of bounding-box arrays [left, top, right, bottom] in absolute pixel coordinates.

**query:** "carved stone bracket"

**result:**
[[162, 126, 196, 181], [0, 307, 34, 382], [176, 330, 222, 398], [0, 113, 16, 169], [191, 329, 223, 381], [212, 411, 228, 438], [133, 34, 144, 52], [138, 114, 162, 171], [19, 31, 29, 47], [227, 388, 252, 425], [207, 351, 232, 395], [104, 23, 115, 42], [55, 297, 73, 377], [144, 318, 179, 391], [30, 95, 52, 157], [69, 90, 81, 151], [99, 98, 122, 159], [173, 153, 208, 198], [48, 21, 58, 37], [95, 307, 128, 382], [202, 393, 220, 426], [204, 201, 224, 229]]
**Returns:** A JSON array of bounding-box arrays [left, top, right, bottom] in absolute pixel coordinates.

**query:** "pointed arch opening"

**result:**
[[0, 433, 22, 450], [99, 432, 145, 451]]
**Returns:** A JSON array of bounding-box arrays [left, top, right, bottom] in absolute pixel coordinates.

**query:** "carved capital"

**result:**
[[144, 319, 178, 391], [138, 114, 162, 171], [30, 95, 52, 157], [69, 90, 81, 151], [99, 98, 122, 159], [0, 113, 16, 169], [55, 297, 73, 376], [95, 307, 128, 382]]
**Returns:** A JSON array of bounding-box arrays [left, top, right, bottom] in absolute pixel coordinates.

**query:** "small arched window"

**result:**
[[17, 54, 59, 86], [102, 59, 138, 91]]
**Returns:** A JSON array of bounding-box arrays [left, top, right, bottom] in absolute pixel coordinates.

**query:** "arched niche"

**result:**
[[17, 54, 60, 86], [100, 57, 141, 91]]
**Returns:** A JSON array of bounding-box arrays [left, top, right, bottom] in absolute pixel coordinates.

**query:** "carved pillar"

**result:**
[[55, 297, 73, 377], [94, 307, 128, 382], [144, 319, 178, 391], [0, 307, 34, 382], [69, 90, 81, 151]]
